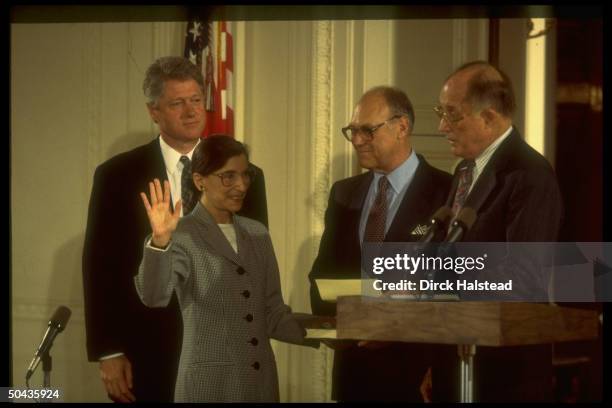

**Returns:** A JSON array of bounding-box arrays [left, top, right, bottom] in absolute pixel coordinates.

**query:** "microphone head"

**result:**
[[49, 306, 72, 332], [430, 206, 453, 225], [453, 207, 477, 230]]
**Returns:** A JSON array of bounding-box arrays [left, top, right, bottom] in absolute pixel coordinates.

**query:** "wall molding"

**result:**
[[311, 20, 333, 402], [84, 24, 103, 178], [312, 21, 333, 240], [452, 19, 469, 69], [152, 22, 185, 59]]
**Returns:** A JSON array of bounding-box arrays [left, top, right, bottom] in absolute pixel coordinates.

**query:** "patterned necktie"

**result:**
[[179, 156, 195, 215], [451, 159, 475, 215], [364, 176, 390, 242]]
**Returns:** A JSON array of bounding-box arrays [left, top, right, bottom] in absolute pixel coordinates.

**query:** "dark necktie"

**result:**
[[364, 176, 390, 242], [180, 156, 195, 215], [451, 159, 475, 215]]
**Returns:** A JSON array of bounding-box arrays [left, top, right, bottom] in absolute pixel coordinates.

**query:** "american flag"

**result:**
[[184, 19, 234, 137]]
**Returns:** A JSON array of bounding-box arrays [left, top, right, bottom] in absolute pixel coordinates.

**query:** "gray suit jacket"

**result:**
[[134, 202, 309, 402]]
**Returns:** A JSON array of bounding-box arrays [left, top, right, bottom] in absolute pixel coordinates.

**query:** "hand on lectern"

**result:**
[[420, 366, 433, 403]]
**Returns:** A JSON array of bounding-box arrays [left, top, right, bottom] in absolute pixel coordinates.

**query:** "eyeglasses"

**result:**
[[341, 114, 403, 142], [213, 167, 256, 187], [433, 105, 464, 124]]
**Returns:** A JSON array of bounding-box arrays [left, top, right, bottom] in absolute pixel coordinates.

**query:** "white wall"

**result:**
[[11, 18, 488, 402], [11, 21, 185, 402]]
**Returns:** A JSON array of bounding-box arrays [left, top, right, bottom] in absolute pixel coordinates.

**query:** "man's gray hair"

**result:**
[[143, 56, 204, 106], [361, 86, 415, 132], [449, 60, 516, 118]]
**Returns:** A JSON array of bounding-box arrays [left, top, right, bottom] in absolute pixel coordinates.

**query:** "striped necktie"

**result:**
[[364, 176, 390, 242], [451, 159, 475, 215], [180, 156, 195, 215]]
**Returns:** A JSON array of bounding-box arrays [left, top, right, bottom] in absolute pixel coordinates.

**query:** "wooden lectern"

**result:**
[[333, 296, 599, 402]]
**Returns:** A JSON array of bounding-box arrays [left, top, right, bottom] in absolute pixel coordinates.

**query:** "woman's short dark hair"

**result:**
[[192, 134, 250, 177]]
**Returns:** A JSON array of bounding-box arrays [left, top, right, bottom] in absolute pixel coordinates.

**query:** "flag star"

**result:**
[[189, 21, 201, 42], [189, 50, 197, 65]]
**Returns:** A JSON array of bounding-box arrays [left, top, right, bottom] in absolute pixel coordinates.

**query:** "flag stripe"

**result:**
[[184, 18, 234, 138]]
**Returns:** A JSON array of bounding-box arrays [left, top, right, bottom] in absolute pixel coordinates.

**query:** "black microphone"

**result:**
[[444, 207, 477, 243], [419, 206, 453, 243], [26, 306, 71, 380]]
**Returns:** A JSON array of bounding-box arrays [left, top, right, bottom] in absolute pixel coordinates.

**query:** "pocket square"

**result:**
[[410, 224, 429, 236]]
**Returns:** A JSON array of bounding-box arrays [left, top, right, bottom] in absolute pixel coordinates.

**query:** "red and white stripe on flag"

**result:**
[[184, 20, 234, 138]]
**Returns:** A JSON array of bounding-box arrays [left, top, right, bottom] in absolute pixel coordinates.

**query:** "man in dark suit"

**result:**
[[82, 56, 268, 402], [309, 86, 452, 402], [431, 61, 563, 402]]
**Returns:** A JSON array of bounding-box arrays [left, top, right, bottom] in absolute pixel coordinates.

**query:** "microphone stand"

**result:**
[[42, 351, 52, 388]]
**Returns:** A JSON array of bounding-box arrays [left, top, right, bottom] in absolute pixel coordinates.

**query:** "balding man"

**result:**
[[309, 86, 452, 401], [432, 61, 563, 402]]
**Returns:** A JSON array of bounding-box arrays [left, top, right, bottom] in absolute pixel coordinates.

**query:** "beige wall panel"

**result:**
[[363, 20, 395, 88], [499, 18, 528, 137], [11, 21, 184, 402], [394, 19, 488, 173]]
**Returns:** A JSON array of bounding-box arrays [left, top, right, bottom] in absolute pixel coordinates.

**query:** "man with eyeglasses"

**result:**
[[430, 61, 563, 402], [82, 57, 268, 402], [309, 86, 452, 402]]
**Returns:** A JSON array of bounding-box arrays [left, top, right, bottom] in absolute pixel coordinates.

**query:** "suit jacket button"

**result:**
[[245, 314, 253, 322], [237, 267, 246, 275], [252, 362, 260, 370], [249, 337, 258, 346], [242, 290, 251, 298]]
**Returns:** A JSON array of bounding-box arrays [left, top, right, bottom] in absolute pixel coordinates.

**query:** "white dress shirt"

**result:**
[[467, 125, 513, 195], [159, 135, 200, 216]]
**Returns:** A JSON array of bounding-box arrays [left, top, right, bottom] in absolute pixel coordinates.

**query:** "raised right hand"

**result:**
[[140, 179, 181, 247], [99, 355, 136, 402]]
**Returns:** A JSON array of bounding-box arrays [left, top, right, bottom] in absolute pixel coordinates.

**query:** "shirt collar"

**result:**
[[158, 135, 200, 176], [474, 125, 513, 171], [372, 149, 419, 195]]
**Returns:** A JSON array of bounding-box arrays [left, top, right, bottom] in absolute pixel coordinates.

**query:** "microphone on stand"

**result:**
[[419, 206, 454, 244], [26, 306, 71, 381], [411, 207, 453, 300], [444, 207, 477, 243], [418, 207, 477, 300]]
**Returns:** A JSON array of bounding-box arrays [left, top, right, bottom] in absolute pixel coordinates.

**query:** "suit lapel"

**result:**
[[457, 129, 520, 214], [385, 155, 435, 241], [445, 169, 460, 207], [233, 218, 260, 287], [234, 219, 253, 267], [463, 165, 497, 213], [349, 172, 373, 211], [191, 203, 241, 265], [146, 136, 169, 183], [349, 172, 373, 251]]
